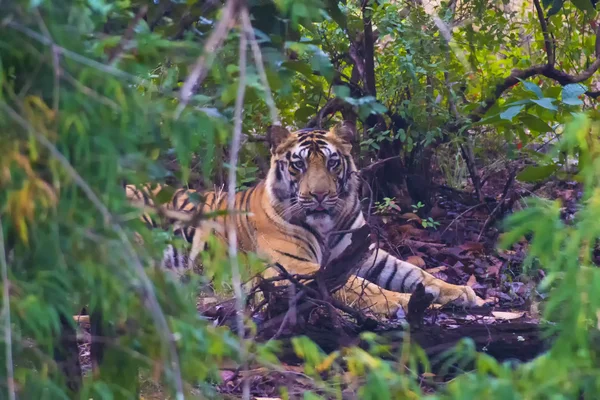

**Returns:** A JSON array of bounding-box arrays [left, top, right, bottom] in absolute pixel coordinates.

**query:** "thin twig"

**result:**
[[460, 142, 484, 203], [108, 5, 148, 65], [0, 217, 15, 400], [34, 11, 62, 116], [358, 155, 402, 176], [440, 203, 486, 236], [477, 167, 517, 241], [533, 0, 554, 65], [240, 8, 280, 126], [270, 289, 304, 341], [176, 0, 238, 118], [6, 21, 139, 82], [0, 102, 185, 400], [227, 23, 250, 400]]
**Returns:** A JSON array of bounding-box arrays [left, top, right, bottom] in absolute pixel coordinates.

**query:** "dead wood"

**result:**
[[406, 283, 434, 329]]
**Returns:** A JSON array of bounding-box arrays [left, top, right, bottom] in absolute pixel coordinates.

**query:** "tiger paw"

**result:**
[[436, 284, 479, 307]]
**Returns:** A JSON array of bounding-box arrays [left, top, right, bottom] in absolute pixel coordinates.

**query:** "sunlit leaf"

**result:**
[[531, 97, 558, 111], [500, 105, 524, 121], [561, 83, 587, 106], [516, 164, 559, 182]]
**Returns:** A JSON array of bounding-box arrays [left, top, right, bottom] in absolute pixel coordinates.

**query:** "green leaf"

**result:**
[[282, 61, 314, 78], [500, 105, 524, 121], [531, 97, 558, 111], [325, 0, 347, 29], [570, 0, 596, 12], [88, 0, 113, 15], [516, 164, 559, 182], [561, 83, 587, 106], [333, 85, 351, 99], [548, 0, 565, 16], [155, 186, 176, 205], [295, 106, 315, 122], [520, 79, 544, 98], [542, 0, 553, 7], [520, 115, 552, 133]]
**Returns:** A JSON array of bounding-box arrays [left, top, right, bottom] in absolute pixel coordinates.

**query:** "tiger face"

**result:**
[[265, 122, 359, 228]]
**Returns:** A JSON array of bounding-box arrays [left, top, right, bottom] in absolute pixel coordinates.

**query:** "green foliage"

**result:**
[[3, 0, 600, 398]]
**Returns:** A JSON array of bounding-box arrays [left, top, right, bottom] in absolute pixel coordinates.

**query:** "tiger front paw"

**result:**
[[437, 284, 481, 307]]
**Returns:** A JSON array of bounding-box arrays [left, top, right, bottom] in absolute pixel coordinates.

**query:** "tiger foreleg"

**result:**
[[357, 247, 480, 307]]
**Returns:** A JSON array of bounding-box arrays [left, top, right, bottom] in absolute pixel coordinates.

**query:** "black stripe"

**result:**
[[184, 227, 195, 243], [206, 193, 216, 210], [329, 209, 360, 248], [222, 193, 229, 232], [290, 234, 318, 261], [244, 186, 256, 230], [171, 189, 183, 208], [366, 254, 388, 281], [141, 189, 152, 206], [264, 212, 318, 261], [299, 222, 322, 242], [400, 269, 416, 292], [178, 197, 190, 211], [384, 267, 397, 290], [275, 250, 310, 263], [142, 215, 156, 228], [172, 246, 179, 268]]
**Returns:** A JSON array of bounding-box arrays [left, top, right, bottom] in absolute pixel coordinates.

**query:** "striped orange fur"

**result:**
[[126, 122, 479, 316]]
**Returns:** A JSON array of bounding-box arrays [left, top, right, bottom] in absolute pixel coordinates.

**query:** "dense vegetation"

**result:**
[[2, 0, 600, 398]]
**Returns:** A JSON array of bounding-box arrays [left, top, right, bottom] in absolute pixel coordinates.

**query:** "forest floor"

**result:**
[[75, 161, 579, 399]]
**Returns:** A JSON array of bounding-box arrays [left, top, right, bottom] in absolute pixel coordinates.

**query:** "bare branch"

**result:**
[[108, 5, 148, 66], [460, 16, 600, 127], [533, 0, 555, 65], [176, 0, 239, 118], [306, 98, 353, 128], [361, 2, 377, 97], [33, 10, 61, 115], [227, 18, 250, 400], [358, 155, 402, 176], [240, 8, 280, 126], [0, 217, 15, 400], [464, 59, 600, 126]]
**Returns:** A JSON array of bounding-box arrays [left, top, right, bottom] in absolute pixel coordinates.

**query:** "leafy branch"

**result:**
[[463, 3, 600, 126]]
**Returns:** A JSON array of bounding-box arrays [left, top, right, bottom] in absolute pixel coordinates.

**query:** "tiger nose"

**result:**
[[310, 191, 328, 203]]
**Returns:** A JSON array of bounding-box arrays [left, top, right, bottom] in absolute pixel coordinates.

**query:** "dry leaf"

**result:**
[[426, 265, 448, 274], [491, 311, 525, 320], [399, 212, 422, 223], [459, 242, 484, 253], [487, 264, 502, 278], [220, 370, 236, 382], [406, 255, 426, 268]]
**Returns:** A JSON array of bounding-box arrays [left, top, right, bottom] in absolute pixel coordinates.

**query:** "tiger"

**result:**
[[126, 122, 480, 317]]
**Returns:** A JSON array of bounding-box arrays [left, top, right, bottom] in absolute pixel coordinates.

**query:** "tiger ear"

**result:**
[[266, 125, 291, 153], [331, 121, 356, 144]]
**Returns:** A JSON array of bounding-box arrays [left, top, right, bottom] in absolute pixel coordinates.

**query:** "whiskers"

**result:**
[[280, 201, 304, 218]]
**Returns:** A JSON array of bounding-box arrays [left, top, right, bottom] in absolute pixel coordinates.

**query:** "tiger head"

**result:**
[[265, 122, 359, 226]]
